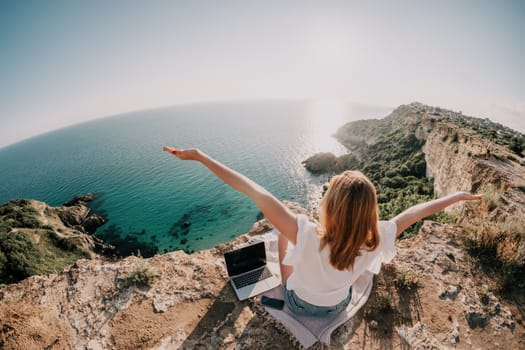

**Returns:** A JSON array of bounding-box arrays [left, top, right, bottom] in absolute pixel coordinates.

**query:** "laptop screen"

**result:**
[[224, 241, 266, 276]]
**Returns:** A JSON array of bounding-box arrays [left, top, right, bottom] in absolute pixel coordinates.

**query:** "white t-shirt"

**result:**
[[282, 214, 397, 306]]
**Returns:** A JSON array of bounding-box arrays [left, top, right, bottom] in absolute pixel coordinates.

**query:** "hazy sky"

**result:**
[[1, 0, 524, 148]]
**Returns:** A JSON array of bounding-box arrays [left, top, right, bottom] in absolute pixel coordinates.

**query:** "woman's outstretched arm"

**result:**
[[392, 192, 483, 237], [163, 146, 298, 244]]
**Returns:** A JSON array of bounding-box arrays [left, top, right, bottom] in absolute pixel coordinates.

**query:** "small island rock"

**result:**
[[63, 193, 94, 207], [302, 152, 337, 173]]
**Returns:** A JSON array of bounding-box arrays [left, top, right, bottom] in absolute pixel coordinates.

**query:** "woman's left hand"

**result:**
[[455, 192, 483, 201]]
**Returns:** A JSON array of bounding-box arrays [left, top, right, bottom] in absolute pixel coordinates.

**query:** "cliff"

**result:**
[[1, 103, 525, 349]]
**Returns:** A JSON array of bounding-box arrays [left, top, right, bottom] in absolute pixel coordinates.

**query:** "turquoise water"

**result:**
[[0, 101, 385, 256]]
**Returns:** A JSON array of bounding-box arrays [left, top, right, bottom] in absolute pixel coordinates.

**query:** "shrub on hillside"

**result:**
[[0, 222, 91, 284], [480, 184, 502, 212], [0, 250, 7, 278], [463, 215, 525, 292], [382, 176, 407, 189], [0, 231, 40, 283], [509, 137, 524, 156], [370, 292, 393, 314], [395, 270, 420, 291], [0, 200, 41, 229], [124, 261, 156, 288]]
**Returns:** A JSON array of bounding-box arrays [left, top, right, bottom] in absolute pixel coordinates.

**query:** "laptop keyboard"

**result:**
[[232, 267, 273, 289]]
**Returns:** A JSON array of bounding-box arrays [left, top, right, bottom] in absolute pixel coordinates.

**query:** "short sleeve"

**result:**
[[282, 214, 314, 266], [366, 220, 397, 274]]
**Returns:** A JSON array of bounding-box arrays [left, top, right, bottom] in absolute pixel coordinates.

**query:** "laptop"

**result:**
[[224, 241, 281, 301]]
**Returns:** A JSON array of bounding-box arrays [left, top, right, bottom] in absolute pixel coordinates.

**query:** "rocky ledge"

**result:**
[[0, 201, 524, 349]]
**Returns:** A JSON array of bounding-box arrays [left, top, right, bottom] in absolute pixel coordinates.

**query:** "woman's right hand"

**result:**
[[163, 146, 203, 161]]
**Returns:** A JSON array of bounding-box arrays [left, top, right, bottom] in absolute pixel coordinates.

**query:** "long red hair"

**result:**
[[319, 171, 380, 270]]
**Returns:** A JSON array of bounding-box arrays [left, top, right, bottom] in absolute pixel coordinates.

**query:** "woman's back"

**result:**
[[282, 214, 397, 306]]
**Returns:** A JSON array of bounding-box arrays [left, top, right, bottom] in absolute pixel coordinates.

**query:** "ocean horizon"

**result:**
[[0, 100, 392, 255]]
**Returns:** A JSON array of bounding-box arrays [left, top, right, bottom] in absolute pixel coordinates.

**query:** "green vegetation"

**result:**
[[0, 229, 90, 284], [480, 184, 502, 212], [0, 199, 41, 229], [509, 137, 525, 156], [395, 271, 420, 291], [463, 215, 525, 292], [0, 230, 40, 283], [0, 200, 40, 282], [38, 231, 91, 271], [124, 260, 156, 288], [0, 200, 90, 284], [370, 292, 393, 313], [443, 117, 525, 157]]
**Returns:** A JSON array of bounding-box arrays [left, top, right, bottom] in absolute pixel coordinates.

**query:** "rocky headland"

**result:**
[[1, 102, 525, 349]]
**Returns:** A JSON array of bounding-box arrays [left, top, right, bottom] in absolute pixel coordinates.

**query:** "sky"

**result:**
[[0, 0, 524, 148]]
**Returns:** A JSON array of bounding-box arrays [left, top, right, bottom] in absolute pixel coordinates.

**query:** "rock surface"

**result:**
[[1, 210, 524, 349], [82, 214, 106, 234], [45, 195, 107, 248], [57, 194, 106, 234]]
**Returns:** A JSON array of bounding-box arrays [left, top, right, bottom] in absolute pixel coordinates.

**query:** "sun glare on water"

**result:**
[[307, 99, 349, 155]]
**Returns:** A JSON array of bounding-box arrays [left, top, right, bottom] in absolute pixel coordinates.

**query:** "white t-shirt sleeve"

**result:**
[[366, 220, 397, 274], [282, 214, 313, 266]]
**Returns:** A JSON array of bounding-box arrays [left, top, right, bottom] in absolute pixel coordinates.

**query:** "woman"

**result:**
[[163, 146, 482, 317]]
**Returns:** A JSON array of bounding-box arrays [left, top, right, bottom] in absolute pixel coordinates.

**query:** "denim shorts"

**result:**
[[283, 283, 352, 317]]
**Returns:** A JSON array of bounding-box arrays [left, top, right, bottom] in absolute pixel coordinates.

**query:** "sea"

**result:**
[[0, 100, 391, 256]]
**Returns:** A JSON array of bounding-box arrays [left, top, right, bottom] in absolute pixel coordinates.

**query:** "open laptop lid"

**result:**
[[224, 241, 267, 276]]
